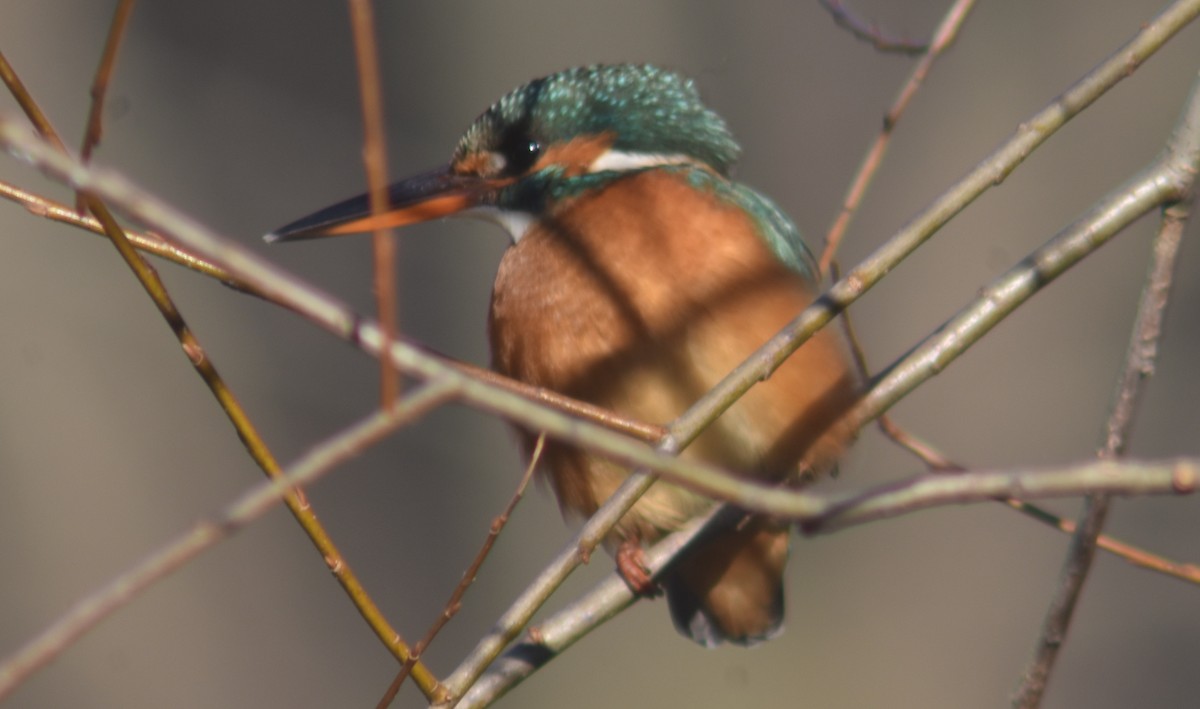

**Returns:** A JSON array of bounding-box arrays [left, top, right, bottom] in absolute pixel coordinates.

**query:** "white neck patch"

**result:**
[[588, 149, 699, 173], [462, 205, 536, 243]]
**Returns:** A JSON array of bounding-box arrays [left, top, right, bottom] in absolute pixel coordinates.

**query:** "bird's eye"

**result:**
[[498, 132, 541, 176]]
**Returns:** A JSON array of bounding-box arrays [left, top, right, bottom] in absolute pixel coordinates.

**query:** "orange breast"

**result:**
[[488, 169, 858, 538]]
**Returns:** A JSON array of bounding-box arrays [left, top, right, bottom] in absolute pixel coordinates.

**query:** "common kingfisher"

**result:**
[[267, 64, 859, 647]]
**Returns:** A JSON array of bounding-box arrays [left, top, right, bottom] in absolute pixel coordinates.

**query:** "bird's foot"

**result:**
[[616, 538, 661, 597]]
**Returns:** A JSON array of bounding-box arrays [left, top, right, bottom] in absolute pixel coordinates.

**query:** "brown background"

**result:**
[[2, 1, 1199, 707]]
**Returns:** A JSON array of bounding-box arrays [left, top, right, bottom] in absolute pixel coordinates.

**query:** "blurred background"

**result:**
[[2, 1, 1198, 707]]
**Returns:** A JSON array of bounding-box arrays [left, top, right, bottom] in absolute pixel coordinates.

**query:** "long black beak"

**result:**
[[263, 165, 501, 243]]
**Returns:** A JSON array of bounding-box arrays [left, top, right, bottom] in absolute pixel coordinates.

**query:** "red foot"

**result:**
[[616, 538, 661, 597]]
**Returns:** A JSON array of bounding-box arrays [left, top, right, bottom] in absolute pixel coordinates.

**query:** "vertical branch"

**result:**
[[80, 0, 137, 164], [347, 0, 401, 407], [1, 46, 437, 701], [1011, 196, 1192, 707]]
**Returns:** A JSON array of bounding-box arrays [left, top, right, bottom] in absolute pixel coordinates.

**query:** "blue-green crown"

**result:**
[[454, 64, 741, 175]]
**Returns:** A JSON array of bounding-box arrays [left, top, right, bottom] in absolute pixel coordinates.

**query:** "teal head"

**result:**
[[265, 64, 748, 244]]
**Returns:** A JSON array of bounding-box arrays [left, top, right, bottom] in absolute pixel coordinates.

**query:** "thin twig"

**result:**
[[0, 380, 455, 702], [452, 507, 722, 709], [449, 451, 1200, 706], [3, 5, 1197, 698], [1002, 499, 1200, 584], [877, 418, 1200, 584], [0, 51, 68, 153], [818, 0, 930, 55], [0, 49, 438, 699], [80, 0, 136, 163], [803, 458, 1195, 533], [830, 258, 963, 474], [4, 0, 1195, 515], [0, 179, 667, 441], [878, 416, 964, 471], [347, 0, 400, 408], [1012, 184, 1194, 705], [836, 263, 1200, 586], [671, 0, 1200, 447], [819, 0, 977, 275], [0, 179, 240, 283], [843, 80, 1198, 433], [5, 119, 1198, 699], [379, 435, 545, 709], [820, 0, 979, 274]]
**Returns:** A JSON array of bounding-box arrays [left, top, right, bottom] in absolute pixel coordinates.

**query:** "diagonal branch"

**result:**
[[8, 116, 1195, 702], [878, 417, 1200, 586], [1011, 71, 1198, 703], [450, 454, 1198, 707], [818, 0, 931, 55], [2, 5, 1197, 701], [0, 47, 439, 699], [2, 0, 1194, 513], [0, 379, 455, 702], [0, 178, 666, 442]]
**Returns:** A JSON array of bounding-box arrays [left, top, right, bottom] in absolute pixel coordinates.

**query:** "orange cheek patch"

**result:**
[[453, 151, 496, 175], [534, 132, 616, 176]]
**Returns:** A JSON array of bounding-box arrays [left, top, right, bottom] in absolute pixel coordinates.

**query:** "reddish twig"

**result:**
[[818, 0, 977, 276], [347, 0, 401, 408], [378, 435, 546, 708], [80, 0, 136, 164], [2, 177, 668, 444], [0, 45, 433, 699], [818, 0, 929, 55]]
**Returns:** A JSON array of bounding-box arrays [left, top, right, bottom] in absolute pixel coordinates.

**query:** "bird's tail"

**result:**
[[664, 514, 789, 647]]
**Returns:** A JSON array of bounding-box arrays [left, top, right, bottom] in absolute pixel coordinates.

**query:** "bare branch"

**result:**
[[4, 0, 1195, 512], [440, 6, 1200, 697], [845, 81, 1198, 431], [378, 435, 545, 708], [80, 0, 136, 163], [841, 258, 1200, 586], [0, 380, 455, 702], [818, 0, 930, 55], [819, 0, 977, 274], [450, 454, 1199, 706], [3, 5, 1197, 700], [451, 508, 721, 708], [1012, 72, 1198, 702], [1, 48, 433, 695], [671, 0, 1200, 445], [347, 0, 401, 407]]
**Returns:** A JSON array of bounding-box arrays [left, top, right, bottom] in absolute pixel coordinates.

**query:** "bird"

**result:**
[[266, 64, 859, 647]]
